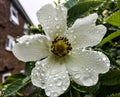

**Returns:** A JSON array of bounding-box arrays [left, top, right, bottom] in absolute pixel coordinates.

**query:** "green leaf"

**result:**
[[4, 73, 26, 84], [67, 0, 104, 25], [70, 87, 81, 97], [25, 61, 35, 76], [99, 30, 120, 46], [96, 84, 120, 97], [3, 76, 30, 97], [64, 0, 79, 9], [107, 93, 120, 97], [3, 79, 23, 97], [99, 69, 120, 86], [72, 82, 88, 93], [88, 83, 100, 94], [117, 0, 120, 9], [84, 94, 93, 97], [105, 10, 120, 27]]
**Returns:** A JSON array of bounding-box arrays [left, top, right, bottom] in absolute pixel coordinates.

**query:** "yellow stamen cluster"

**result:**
[[51, 37, 72, 57]]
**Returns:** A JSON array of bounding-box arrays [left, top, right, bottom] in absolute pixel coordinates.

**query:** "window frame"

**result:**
[[5, 35, 15, 51], [9, 3, 19, 25]]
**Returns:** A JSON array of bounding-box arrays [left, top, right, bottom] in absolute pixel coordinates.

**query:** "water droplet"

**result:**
[[57, 80, 62, 86], [53, 93, 58, 97], [103, 57, 107, 61], [30, 36, 34, 39], [49, 84, 53, 87], [56, 25, 60, 29], [53, 77, 57, 81], [99, 58, 102, 61], [62, 86, 67, 91], [56, 33, 59, 36], [70, 30, 74, 33], [59, 29, 62, 32], [26, 41, 30, 45], [74, 73, 80, 79], [41, 82, 46, 89], [38, 39, 43, 43], [62, 75, 66, 78], [51, 21, 53, 24], [73, 36, 76, 39], [46, 90, 51, 96], [98, 52, 102, 55], [19, 41, 23, 44], [107, 63, 110, 67], [36, 61, 40, 65], [41, 73, 44, 76], [55, 17, 58, 21], [55, 74, 58, 77], [46, 26, 49, 29], [86, 68, 89, 71], [61, 7, 65, 11], [48, 16, 51, 18]]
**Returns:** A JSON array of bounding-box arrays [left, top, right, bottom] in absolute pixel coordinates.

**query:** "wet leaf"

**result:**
[[105, 10, 120, 27]]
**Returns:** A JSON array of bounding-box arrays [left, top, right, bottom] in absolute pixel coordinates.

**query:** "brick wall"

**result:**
[[0, 0, 28, 82]]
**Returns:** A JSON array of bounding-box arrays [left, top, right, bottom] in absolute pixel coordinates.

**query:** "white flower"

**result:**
[[12, 4, 110, 97]]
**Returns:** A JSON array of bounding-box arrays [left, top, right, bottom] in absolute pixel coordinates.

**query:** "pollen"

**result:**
[[51, 37, 72, 57]]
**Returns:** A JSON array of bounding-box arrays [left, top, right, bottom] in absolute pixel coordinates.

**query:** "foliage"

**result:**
[[1, 0, 120, 97]]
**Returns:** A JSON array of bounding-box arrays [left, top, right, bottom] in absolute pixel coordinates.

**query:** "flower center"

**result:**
[[51, 37, 72, 57]]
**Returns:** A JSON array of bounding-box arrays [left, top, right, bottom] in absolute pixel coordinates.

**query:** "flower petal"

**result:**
[[37, 4, 67, 39], [66, 13, 107, 48], [31, 56, 70, 97], [12, 34, 49, 62], [66, 49, 110, 86]]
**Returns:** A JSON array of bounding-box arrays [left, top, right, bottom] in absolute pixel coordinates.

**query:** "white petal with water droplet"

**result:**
[[66, 49, 110, 86], [31, 61, 48, 89], [31, 56, 70, 97], [37, 4, 67, 39], [12, 34, 50, 62], [66, 13, 107, 48]]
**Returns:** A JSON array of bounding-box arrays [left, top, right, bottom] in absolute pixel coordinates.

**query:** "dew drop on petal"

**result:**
[[103, 57, 107, 61], [85, 68, 89, 71], [73, 36, 76, 39], [62, 75, 66, 78], [46, 26, 50, 29], [48, 16, 51, 18], [19, 41, 23, 44], [46, 90, 51, 96], [41, 73, 44, 76], [61, 7, 65, 11], [74, 73, 80, 79], [41, 82, 46, 89], [98, 52, 102, 55], [56, 25, 60, 29], [53, 93, 58, 97], [53, 76, 57, 81], [26, 41, 30, 45], [62, 86, 67, 91], [49, 84, 53, 87], [55, 17, 58, 21], [70, 30, 74, 33], [99, 58, 102, 61], [107, 63, 110, 67], [57, 80, 62, 86], [56, 33, 59, 36]]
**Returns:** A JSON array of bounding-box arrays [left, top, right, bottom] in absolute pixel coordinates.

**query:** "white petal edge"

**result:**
[[37, 4, 67, 39], [66, 13, 107, 48], [31, 56, 70, 97], [66, 49, 110, 86], [12, 34, 49, 62]]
